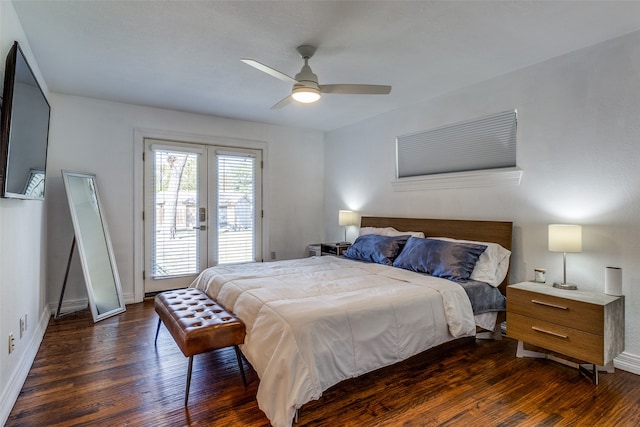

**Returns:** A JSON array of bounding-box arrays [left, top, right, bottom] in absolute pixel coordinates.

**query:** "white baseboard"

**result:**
[[615, 351, 640, 375], [49, 293, 136, 312], [0, 306, 50, 426], [47, 297, 88, 316], [124, 292, 136, 304]]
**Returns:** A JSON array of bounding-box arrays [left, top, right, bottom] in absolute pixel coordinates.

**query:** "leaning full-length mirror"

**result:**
[[62, 170, 125, 322]]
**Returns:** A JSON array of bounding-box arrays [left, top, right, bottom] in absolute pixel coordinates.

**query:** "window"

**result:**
[[216, 151, 257, 264], [394, 110, 520, 190], [397, 110, 517, 177]]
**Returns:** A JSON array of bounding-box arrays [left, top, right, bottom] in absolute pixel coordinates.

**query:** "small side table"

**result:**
[[320, 243, 351, 256], [507, 281, 624, 384]]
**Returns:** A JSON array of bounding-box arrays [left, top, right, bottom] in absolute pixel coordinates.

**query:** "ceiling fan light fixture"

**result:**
[[291, 85, 321, 103], [242, 44, 391, 109]]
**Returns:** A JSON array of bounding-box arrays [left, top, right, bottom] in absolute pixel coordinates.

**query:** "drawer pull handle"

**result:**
[[531, 326, 568, 339], [531, 299, 568, 310]]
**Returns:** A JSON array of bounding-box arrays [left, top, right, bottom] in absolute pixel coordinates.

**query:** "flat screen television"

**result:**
[[0, 41, 51, 200]]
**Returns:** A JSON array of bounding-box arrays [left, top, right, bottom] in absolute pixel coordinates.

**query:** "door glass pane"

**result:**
[[152, 149, 200, 277], [217, 153, 255, 264]]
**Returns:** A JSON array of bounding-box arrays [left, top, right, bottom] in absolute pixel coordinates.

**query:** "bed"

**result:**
[[190, 216, 512, 427]]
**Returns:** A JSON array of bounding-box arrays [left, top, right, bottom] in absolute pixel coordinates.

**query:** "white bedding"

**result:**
[[190, 256, 476, 427]]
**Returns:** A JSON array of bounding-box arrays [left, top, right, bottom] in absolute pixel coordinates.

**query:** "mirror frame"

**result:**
[[61, 170, 125, 322]]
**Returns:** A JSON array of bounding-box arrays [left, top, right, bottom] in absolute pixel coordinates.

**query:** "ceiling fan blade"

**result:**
[[241, 59, 297, 84], [320, 84, 392, 95], [271, 95, 293, 110]]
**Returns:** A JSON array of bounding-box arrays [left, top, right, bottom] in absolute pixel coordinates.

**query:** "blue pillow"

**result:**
[[392, 237, 487, 280], [343, 234, 411, 266]]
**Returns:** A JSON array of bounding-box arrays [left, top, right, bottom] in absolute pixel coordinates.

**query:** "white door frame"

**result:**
[[133, 128, 268, 302]]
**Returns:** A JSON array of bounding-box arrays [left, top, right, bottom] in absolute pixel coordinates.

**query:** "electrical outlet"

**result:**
[[20, 317, 25, 339], [271, 251, 276, 260], [8, 333, 15, 354]]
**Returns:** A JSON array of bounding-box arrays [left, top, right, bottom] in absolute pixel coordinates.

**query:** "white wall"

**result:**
[[325, 30, 640, 372], [46, 94, 325, 305], [0, 1, 52, 424]]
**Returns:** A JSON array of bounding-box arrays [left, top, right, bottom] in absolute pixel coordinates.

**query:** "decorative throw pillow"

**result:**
[[392, 237, 487, 280], [431, 237, 511, 287], [343, 234, 411, 266]]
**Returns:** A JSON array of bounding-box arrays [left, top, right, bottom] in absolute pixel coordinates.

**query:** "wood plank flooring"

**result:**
[[7, 299, 640, 426]]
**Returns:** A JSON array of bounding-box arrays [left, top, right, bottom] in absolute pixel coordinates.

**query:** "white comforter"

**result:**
[[190, 256, 476, 427]]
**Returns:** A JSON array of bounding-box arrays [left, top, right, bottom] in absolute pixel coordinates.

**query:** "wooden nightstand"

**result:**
[[320, 243, 351, 256], [507, 281, 624, 384]]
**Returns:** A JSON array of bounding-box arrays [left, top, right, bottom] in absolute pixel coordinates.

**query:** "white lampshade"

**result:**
[[338, 210, 356, 226], [548, 224, 582, 253], [292, 86, 321, 103]]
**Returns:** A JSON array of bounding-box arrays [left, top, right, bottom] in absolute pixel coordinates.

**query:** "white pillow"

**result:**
[[359, 226, 397, 236], [359, 226, 425, 239], [431, 237, 511, 287], [385, 228, 426, 238]]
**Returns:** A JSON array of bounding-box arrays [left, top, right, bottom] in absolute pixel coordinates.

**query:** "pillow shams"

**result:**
[[359, 227, 397, 236], [431, 237, 511, 287], [392, 237, 487, 281], [343, 234, 410, 266], [359, 226, 425, 239]]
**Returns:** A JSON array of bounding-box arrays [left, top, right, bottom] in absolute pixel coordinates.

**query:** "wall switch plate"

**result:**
[[20, 318, 25, 338]]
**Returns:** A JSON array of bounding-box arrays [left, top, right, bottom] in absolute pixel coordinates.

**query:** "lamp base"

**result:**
[[553, 282, 578, 290]]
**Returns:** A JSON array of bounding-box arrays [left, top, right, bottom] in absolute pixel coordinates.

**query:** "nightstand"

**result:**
[[320, 243, 351, 256], [507, 281, 624, 384]]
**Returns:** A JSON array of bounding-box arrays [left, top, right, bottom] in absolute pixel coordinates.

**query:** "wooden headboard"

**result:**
[[360, 216, 513, 294]]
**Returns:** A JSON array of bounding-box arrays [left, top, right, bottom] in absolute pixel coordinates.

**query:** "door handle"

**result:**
[[193, 225, 207, 231]]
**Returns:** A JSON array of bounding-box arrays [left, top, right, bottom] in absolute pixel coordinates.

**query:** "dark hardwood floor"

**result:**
[[7, 299, 640, 426]]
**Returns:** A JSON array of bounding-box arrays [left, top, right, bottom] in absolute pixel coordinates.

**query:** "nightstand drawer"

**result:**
[[508, 287, 603, 335], [508, 312, 605, 365]]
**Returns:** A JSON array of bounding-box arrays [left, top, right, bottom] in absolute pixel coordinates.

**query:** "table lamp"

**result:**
[[338, 210, 356, 244], [548, 224, 582, 290]]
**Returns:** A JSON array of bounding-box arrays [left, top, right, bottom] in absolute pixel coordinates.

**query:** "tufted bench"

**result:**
[[154, 288, 246, 404]]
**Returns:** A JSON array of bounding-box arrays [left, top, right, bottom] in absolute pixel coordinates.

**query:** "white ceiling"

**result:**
[[12, 1, 640, 132]]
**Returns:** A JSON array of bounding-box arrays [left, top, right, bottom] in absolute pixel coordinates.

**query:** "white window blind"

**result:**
[[217, 152, 256, 264], [396, 110, 517, 178], [151, 148, 200, 277]]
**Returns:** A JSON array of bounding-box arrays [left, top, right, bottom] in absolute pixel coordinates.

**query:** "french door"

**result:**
[[143, 139, 262, 293]]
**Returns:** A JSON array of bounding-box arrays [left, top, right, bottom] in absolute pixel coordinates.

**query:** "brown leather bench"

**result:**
[[154, 288, 246, 404]]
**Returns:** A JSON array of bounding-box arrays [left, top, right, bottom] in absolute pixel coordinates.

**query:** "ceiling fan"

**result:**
[[241, 45, 392, 109]]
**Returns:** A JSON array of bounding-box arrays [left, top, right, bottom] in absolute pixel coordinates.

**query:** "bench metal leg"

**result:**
[[234, 345, 247, 386], [154, 317, 162, 346], [185, 355, 194, 405]]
